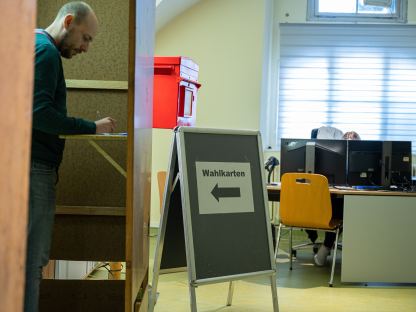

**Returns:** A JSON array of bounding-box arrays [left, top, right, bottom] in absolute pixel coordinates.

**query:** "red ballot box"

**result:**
[[153, 56, 201, 129]]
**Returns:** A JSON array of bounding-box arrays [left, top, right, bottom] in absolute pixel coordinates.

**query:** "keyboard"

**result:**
[[333, 185, 389, 191], [352, 185, 385, 191], [352, 185, 416, 192]]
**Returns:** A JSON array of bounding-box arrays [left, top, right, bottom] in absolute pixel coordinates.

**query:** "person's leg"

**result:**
[[314, 196, 344, 266], [24, 161, 57, 312], [323, 232, 336, 248], [305, 229, 318, 243]]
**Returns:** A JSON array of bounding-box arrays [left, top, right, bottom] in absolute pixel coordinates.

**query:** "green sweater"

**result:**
[[32, 30, 96, 166]]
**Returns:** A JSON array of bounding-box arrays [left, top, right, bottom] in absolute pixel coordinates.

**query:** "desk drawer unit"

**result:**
[[342, 194, 416, 283]]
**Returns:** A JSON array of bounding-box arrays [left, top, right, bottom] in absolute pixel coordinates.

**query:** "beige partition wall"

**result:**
[[0, 1, 36, 311], [36, 1, 129, 208], [36, 0, 154, 311]]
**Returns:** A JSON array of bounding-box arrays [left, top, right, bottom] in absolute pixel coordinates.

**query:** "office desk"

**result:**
[[267, 185, 416, 284]]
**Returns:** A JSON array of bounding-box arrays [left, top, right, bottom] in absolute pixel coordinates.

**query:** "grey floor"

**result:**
[[148, 229, 416, 312]]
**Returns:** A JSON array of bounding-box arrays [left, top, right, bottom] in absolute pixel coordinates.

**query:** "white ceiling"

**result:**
[[156, 0, 202, 31]]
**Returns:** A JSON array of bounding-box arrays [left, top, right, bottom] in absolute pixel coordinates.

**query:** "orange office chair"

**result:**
[[275, 173, 342, 287]]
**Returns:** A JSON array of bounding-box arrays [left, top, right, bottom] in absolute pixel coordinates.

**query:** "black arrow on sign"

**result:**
[[211, 183, 241, 202]]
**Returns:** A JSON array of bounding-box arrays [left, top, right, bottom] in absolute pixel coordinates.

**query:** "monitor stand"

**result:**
[[381, 141, 392, 187], [305, 141, 316, 174]]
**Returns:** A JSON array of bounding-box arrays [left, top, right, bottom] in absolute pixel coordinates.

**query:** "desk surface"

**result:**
[[267, 184, 416, 197], [60, 133, 127, 141]]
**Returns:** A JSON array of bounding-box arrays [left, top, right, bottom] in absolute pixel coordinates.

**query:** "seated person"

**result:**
[[306, 127, 360, 266], [314, 126, 344, 139], [343, 131, 360, 140]]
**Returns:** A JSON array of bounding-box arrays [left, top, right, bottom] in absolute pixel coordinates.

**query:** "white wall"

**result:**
[[150, 0, 267, 226]]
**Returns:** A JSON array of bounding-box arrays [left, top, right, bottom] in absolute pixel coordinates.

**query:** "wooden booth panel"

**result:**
[[126, 0, 155, 310], [66, 90, 128, 130], [39, 280, 125, 312], [36, 1, 154, 311], [0, 1, 36, 311], [56, 90, 128, 208], [57, 139, 127, 207], [50, 214, 126, 261]]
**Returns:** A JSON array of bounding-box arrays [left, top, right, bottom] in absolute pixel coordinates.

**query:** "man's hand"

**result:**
[[95, 117, 116, 133]]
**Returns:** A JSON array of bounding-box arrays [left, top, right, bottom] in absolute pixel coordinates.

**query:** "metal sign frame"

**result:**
[[149, 127, 278, 312]]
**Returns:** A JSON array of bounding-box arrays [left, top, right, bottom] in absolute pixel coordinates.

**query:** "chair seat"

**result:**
[[283, 218, 342, 231]]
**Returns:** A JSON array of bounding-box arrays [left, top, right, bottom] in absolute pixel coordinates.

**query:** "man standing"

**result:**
[[25, 2, 115, 311]]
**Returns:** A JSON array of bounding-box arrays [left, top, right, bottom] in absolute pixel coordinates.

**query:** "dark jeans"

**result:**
[[306, 196, 343, 248], [24, 161, 57, 312]]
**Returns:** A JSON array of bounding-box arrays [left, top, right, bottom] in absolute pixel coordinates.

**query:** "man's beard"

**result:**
[[58, 32, 75, 59]]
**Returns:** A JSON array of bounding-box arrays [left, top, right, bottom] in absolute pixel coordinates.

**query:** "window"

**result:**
[[308, 0, 407, 23], [275, 24, 416, 153]]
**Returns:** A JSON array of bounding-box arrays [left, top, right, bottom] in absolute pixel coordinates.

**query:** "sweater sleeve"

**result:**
[[32, 44, 96, 135]]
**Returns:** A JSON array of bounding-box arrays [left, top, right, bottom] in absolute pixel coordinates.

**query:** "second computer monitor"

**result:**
[[347, 140, 383, 186], [382, 141, 412, 187], [280, 138, 347, 185]]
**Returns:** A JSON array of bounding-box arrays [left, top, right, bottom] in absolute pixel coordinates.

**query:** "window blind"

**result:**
[[278, 23, 416, 153]]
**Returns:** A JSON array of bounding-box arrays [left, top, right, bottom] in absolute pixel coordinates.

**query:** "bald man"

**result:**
[[25, 2, 115, 311]]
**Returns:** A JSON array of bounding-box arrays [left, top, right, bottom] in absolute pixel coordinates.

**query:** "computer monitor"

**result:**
[[347, 140, 383, 186], [280, 138, 347, 185], [280, 138, 308, 175], [381, 141, 412, 187], [314, 140, 348, 185]]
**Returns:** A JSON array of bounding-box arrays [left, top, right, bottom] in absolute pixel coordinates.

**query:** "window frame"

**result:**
[[307, 0, 407, 23]]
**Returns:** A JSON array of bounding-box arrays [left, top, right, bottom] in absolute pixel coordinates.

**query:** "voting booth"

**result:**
[[149, 127, 278, 312], [153, 56, 202, 129]]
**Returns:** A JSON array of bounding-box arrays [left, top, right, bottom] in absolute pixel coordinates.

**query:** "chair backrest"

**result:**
[[157, 171, 167, 213], [280, 173, 332, 229]]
